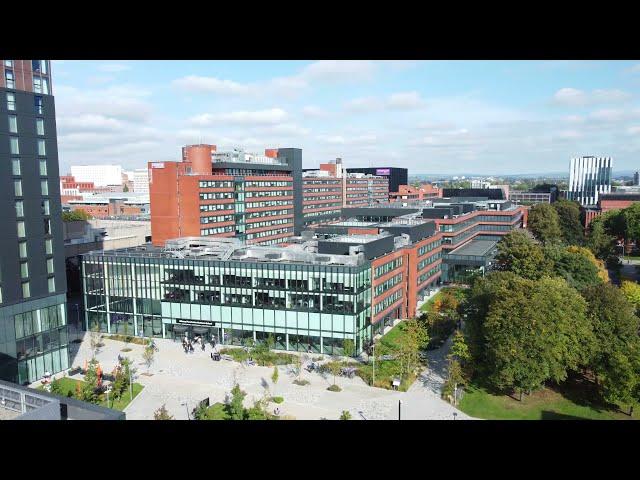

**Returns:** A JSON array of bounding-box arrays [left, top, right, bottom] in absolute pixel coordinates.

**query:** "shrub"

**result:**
[[340, 410, 352, 420], [327, 384, 342, 392], [271, 396, 284, 404], [293, 379, 310, 386]]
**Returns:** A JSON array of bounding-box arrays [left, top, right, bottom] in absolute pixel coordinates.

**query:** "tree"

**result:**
[[142, 345, 155, 372], [62, 210, 93, 222], [587, 216, 617, 259], [228, 383, 246, 420], [80, 359, 101, 404], [494, 231, 553, 280], [467, 273, 594, 398], [449, 330, 470, 364], [328, 358, 342, 388], [265, 334, 275, 352], [620, 281, 640, 314], [600, 346, 640, 416], [623, 203, 640, 243], [343, 339, 355, 358], [566, 245, 609, 283], [89, 322, 103, 359], [154, 404, 174, 420], [528, 203, 562, 244], [544, 244, 602, 291], [340, 410, 352, 420], [271, 366, 279, 385], [446, 358, 465, 405], [582, 283, 640, 384], [123, 183, 129, 192], [552, 199, 585, 245], [396, 319, 429, 382]]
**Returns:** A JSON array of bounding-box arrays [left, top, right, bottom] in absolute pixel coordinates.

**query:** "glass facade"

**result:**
[[82, 253, 373, 355]]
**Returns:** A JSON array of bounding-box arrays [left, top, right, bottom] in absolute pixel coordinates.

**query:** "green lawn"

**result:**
[[459, 380, 639, 420], [218, 346, 297, 366], [41, 376, 144, 412]]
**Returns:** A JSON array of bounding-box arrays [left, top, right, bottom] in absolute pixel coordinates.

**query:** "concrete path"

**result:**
[[63, 332, 472, 420]]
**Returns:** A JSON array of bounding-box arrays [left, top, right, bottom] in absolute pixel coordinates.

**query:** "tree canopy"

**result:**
[[62, 210, 93, 222], [543, 244, 602, 291], [552, 200, 585, 246], [494, 230, 553, 280], [528, 203, 562, 244]]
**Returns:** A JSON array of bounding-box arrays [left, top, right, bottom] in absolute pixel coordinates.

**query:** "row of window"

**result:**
[[303, 209, 342, 218], [200, 225, 235, 236], [245, 190, 291, 199], [303, 180, 342, 185], [246, 227, 293, 240], [7, 115, 46, 135], [199, 180, 234, 189], [418, 265, 441, 285], [303, 195, 341, 202], [8, 137, 46, 156], [199, 203, 234, 212], [14, 179, 49, 197], [303, 202, 342, 210], [417, 251, 442, 271], [417, 239, 442, 257], [245, 180, 291, 188], [6, 92, 45, 114], [247, 218, 292, 230], [200, 214, 234, 225], [373, 289, 403, 315], [199, 192, 234, 201], [246, 200, 293, 209], [374, 273, 403, 297], [246, 209, 290, 219], [374, 257, 403, 278], [14, 304, 65, 340]]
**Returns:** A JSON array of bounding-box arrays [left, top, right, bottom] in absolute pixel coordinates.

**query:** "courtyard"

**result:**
[[48, 330, 472, 420]]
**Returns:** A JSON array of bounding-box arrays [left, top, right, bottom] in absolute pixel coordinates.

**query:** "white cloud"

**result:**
[[302, 105, 329, 118], [344, 97, 382, 113], [97, 63, 131, 73], [172, 75, 251, 95], [628, 64, 640, 73], [556, 129, 584, 140], [387, 91, 425, 110], [627, 126, 640, 135], [299, 60, 377, 82], [316, 134, 377, 145], [553, 87, 632, 106], [189, 108, 288, 127], [57, 114, 125, 133]]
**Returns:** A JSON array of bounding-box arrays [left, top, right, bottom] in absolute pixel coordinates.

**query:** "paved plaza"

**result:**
[[58, 331, 472, 420]]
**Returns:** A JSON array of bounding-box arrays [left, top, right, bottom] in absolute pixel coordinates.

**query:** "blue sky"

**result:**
[[52, 60, 640, 175]]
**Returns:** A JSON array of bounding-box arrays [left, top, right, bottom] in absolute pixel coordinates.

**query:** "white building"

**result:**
[[568, 156, 612, 206], [70, 165, 123, 187], [132, 168, 149, 194]]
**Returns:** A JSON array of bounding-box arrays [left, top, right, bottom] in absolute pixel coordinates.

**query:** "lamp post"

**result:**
[[372, 342, 376, 387], [182, 401, 190, 420], [398, 400, 402, 421]]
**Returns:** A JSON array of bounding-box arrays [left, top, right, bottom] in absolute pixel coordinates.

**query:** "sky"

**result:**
[[51, 60, 640, 176]]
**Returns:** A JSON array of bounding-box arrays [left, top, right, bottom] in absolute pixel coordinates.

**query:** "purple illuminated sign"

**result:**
[[375, 168, 391, 176]]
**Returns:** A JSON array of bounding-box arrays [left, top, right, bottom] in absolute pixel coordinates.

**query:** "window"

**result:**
[[15, 201, 24, 217], [34, 96, 43, 114], [44, 218, 51, 235], [17, 221, 25, 237], [40, 61, 47, 74], [38, 139, 46, 156], [36, 118, 45, 135], [45, 239, 52, 255], [19, 242, 27, 258], [9, 115, 18, 133], [41, 180, 48, 196], [42, 78, 50, 95], [10, 137, 19, 154], [5, 69, 15, 88], [14, 180, 23, 196], [12, 159, 21, 176], [4, 60, 13, 67], [22, 282, 30, 299], [39, 159, 47, 176], [42, 199, 50, 215], [47, 258, 54, 274], [7, 92, 16, 110], [33, 77, 42, 93], [48, 277, 55, 293], [20, 262, 29, 279]]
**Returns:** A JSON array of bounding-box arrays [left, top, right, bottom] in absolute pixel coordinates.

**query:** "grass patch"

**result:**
[[39, 377, 143, 412], [419, 286, 466, 313], [218, 347, 297, 367], [271, 396, 284, 404], [458, 376, 639, 420], [293, 379, 310, 386], [199, 402, 231, 420]]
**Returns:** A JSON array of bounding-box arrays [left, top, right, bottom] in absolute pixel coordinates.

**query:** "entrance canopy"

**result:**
[[173, 325, 188, 333], [193, 327, 210, 334]]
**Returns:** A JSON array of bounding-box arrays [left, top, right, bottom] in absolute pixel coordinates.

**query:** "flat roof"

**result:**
[[449, 239, 499, 257]]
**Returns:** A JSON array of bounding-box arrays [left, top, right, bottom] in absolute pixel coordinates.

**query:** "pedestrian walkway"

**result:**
[[65, 331, 472, 420]]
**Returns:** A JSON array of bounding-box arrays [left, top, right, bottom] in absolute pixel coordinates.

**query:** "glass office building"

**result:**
[[82, 238, 373, 355]]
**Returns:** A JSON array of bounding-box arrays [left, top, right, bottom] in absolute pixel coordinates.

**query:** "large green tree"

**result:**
[[587, 215, 617, 259], [544, 244, 602, 291], [494, 230, 553, 280], [466, 273, 593, 398], [528, 203, 563, 244], [552, 200, 585, 245]]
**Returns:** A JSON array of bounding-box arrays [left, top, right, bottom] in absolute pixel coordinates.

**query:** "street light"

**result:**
[[372, 342, 376, 387], [398, 400, 402, 421], [181, 401, 190, 420]]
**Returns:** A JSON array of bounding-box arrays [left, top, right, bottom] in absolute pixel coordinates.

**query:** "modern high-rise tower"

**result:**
[[567, 156, 612, 206], [0, 60, 69, 384]]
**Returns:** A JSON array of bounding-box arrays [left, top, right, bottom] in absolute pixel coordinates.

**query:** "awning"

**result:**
[[193, 327, 210, 334], [173, 325, 188, 332]]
